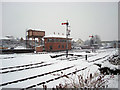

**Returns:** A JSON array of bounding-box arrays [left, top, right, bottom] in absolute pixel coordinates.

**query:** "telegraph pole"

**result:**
[[66, 20, 69, 58], [61, 20, 70, 58]]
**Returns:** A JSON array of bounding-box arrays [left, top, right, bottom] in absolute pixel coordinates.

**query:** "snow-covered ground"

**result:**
[[0, 48, 119, 89]]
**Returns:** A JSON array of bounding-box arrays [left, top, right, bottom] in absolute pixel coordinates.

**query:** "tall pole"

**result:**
[[66, 20, 69, 58], [61, 20, 70, 58]]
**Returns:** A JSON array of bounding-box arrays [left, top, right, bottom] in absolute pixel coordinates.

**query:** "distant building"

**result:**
[[75, 38, 84, 46], [101, 40, 120, 48], [44, 35, 72, 52], [71, 38, 84, 49], [0, 36, 20, 49]]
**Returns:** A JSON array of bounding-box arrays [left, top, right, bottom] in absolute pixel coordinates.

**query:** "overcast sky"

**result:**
[[2, 2, 118, 41]]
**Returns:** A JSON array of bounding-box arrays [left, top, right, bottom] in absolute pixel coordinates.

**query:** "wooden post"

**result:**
[[85, 55, 87, 60]]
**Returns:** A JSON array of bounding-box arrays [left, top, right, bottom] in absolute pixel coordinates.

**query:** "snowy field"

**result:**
[[0, 48, 119, 89]]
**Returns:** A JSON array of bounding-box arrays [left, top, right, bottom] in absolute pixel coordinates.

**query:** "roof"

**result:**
[[0, 36, 14, 40], [44, 34, 72, 39], [27, 28, 45, 32], [74, 38, 84, 42]]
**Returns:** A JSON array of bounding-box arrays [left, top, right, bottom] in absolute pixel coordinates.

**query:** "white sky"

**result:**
[[1, 1, 118, 41]]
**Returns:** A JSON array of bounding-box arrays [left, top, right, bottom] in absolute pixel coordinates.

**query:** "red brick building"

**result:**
[[26, 29, 45, 48], [44, 35, 72, 52], [26, 29, 72, 52]]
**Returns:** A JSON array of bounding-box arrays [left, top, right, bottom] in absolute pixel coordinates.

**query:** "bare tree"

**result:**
[[84, 35, 101, 46], [94, 35, 101, 46]]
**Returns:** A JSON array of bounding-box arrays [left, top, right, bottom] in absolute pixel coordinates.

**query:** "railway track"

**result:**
[[21, 66, 88, 90], [0, 65, 74, 87], [88, 55, 109, 63], [0, 56, 15, 59], [1, 50, 114, 89], [0, 62, 44, 70], [56, 54, 97, 61], [0, 63, 53, 74]]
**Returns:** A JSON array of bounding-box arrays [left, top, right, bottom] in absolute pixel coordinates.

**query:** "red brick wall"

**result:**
[[36, 46, 43, 52], [28, 30, 45, 37], [44, 38, 72, 52]]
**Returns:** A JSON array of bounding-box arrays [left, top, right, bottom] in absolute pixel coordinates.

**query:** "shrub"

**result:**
[[52, 70, 114, 89]]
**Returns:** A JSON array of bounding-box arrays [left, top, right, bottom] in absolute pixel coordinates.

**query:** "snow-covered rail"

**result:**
[[21, 66, 88, 89], [0, 62, 44, 70], [0, 63, 54, 74], [0, 48, 117, 88], [88, 55, 109, 63], [0, 66, 74, 87]]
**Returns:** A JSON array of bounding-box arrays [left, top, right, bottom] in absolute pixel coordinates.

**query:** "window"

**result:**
[[68, 40, 71, 43], [49, 39, 53, 42], [58, 39, 59, 42], [58, 45, 60, 48], [49, 46, 53, 51], [53, 39, 56, 42], [47, 39, 53, 42], [65, 45, 67, 48], [62, 45, 64, 48], [53, 39, 55, 42], [56, 39, 58, 42]]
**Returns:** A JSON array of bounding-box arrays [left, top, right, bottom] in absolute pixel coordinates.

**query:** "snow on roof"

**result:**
[[44, 34, 72, 39], [27, 28, 45, 32], [72, 39, 78, 42], [14, 46, 26, 49], [0, 36, 14, 40], [0, 37, 9, 40], [73, 38, 84, 42]]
